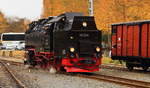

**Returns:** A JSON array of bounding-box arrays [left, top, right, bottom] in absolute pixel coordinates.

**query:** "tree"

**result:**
[[42, 0, 150, 31], [112, 0, 150, 22], [6, 17, 29, 32], [0, 11, 8, 33]]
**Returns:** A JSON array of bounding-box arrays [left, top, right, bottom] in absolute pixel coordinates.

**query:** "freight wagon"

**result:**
[[111, 20, 150, 71]]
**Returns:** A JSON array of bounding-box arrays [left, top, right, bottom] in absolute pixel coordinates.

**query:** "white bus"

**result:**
[[1, 33, 25, 50]]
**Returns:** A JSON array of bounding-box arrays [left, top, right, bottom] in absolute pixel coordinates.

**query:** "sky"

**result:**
[[0, 0, 43, 20]]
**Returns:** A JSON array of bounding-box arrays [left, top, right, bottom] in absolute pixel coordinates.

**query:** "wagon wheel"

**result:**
[[60, 66, 66, 72], [126, 63, 133, 71], [127, 66, 133, 71], [142, 66, 148, 71]]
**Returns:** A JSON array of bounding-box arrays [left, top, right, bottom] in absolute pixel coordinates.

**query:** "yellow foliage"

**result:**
[[0, 12, 8, 33], [42, 0, 88, 17], [42, 0, 150, 31]]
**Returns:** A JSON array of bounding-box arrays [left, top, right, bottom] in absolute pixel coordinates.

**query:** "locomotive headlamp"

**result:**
[[82, 22, 87, 27], [70, 47, 75, 52], [70, 36, 74, 39], [96, 47, 100, 52], [62, 18, 65, 21]]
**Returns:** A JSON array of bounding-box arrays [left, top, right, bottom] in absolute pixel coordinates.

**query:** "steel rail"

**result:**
[[0, 59, 23, 65], [100, 64, 127, 71], [60, 72, 150, 88], [100, 64, 150, 74], [80, 73, 150, 88]]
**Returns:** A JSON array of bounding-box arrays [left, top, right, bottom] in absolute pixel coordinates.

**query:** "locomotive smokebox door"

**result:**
[[53, 13, 101, 58]]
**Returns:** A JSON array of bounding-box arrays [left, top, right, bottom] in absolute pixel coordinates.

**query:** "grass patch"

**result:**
[[102, 56, 126, 66], [102, 57, 112, 64]]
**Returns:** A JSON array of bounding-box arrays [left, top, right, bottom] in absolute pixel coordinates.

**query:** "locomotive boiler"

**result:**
[[25, 12, 102, 73]]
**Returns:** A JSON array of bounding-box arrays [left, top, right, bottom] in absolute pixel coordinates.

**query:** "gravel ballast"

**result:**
[[0, 64, 17, 88], [96, 67, 150, 82], [9, 64, 130, 88]]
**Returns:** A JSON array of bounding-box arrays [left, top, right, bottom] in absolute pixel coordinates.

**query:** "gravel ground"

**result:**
[[1, 61, 150, 88], [7, 64, 130, 88], [96, 67, 150, 82], [0, 64, 17, 88]]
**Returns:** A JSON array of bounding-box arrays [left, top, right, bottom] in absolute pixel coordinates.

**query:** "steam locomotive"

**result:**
[[24, 12, 102, 73]]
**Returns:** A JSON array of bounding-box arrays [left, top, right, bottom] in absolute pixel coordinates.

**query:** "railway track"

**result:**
[[60, 72, 150, 88], [0, 59, 23, 66], [100, 64, 150, 74], [0, 60, 26, 88], [81, 73, 150, 88], [100, 64, 134, 72], [2, 59, 150, 88]]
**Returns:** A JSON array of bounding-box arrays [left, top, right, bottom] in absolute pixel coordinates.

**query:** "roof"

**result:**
[[2, 33, 25, 34], [112, 20, 150, 26], [48, 12, 83, 23]]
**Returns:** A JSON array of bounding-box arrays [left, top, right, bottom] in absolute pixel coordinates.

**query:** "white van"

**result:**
[[1, 33, 25, 50]]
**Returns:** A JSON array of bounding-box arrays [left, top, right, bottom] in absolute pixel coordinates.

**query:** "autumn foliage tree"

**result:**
[[6, 17, 29, 32], [0, 11, 30, 33], [42, 0, 150, 31], [42, 0, 150, 47], [42, 0, 88, 17], [94, 0, 150, 30], [111, 0, 150, 22], [0, 11, 8, 33]]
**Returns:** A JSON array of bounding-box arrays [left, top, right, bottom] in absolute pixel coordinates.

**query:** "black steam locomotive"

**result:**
[[25, 12, 102, 73]]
